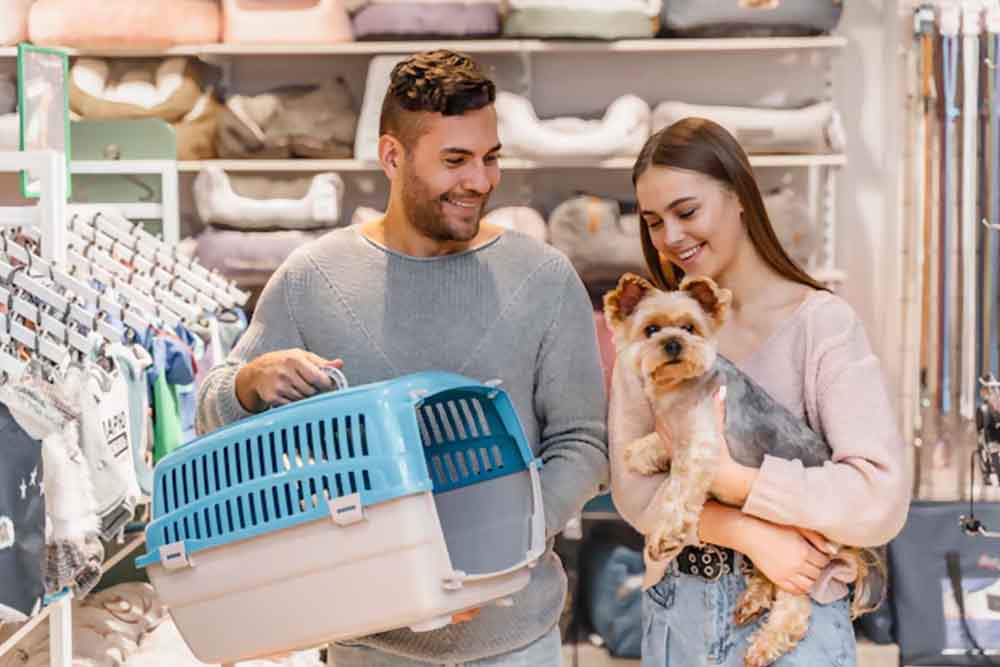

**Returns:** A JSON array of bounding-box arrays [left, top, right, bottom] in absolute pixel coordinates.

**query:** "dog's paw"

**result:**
[[645, 524, 685, 563], [625, 433, 669, 475]]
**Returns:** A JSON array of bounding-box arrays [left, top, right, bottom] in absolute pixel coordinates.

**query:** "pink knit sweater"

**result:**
[[608, 289, 911, 599]]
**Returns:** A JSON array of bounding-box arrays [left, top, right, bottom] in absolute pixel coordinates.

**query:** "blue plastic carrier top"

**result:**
[[137, 371, 538, 569]]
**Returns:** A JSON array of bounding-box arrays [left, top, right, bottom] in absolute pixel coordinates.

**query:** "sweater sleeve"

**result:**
[[741, 301, 911, 546], [532, 266, 609, 539], [196, 262, 308, 435]]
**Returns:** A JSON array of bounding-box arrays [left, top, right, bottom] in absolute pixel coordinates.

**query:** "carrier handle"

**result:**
[[322, 365, 349, 392]]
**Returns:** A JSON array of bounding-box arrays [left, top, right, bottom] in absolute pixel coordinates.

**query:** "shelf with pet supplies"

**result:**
[[176, 154, 847, 173], [0, 36, 846, 59]]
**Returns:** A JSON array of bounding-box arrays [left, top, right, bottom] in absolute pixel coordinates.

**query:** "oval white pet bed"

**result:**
[[651, 100, 844, 154], [194, 167, 345, 231], [496, 92, 651, 161]]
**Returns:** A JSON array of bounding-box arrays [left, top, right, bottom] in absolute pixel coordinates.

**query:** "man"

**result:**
[[197, 49, 608, 666]]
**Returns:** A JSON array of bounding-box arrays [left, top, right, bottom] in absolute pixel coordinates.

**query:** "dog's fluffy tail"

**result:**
[[845, 547, 887, 620]]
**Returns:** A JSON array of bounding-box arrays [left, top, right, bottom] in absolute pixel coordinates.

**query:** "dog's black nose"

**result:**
[[664, 338, 682, 358]]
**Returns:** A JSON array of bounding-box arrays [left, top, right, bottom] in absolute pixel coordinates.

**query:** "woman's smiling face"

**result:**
[[635, 165, 747, 282]]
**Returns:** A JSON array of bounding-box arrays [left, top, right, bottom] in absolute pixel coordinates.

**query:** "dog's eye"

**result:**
[[682, 324, 695, 334], [644, 324, 661, 338]]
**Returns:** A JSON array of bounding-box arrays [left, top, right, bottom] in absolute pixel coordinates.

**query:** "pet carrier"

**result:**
[[136, 370, 544, 663]]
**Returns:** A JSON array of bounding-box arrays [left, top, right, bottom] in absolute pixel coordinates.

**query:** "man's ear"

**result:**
[[604, 273, 656, 328], [378, 134, 404, 179]]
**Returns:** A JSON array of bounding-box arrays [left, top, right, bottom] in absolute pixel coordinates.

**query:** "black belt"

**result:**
[[676, 544, 738, 580]]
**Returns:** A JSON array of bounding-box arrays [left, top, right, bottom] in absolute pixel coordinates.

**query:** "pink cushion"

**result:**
[[29, 0, 220, 48], [222, 0, 353, 43]]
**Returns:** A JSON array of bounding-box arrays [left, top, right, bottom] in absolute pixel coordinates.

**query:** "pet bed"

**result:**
[[216, 78, 357, 159], [194, 168, 345, 231], [0, 76, 15, 116], [221, 0, 353, 44], [548, 195, 646, 285], [0, 0, 32, 46], [355, 55, 405, 162], [351, 0, 500, 39], [29, 0, 220, 48], [660, 0, 843, 37], [69, 58, 204, 124], [497, 92, 651, 160], [652, 100, 844, 154], [175, 89, 222, 160], [0, 114, 18, 152], [503, 0, 660, 39], [195, 227, 324, 287], [483, 206, 548, 243]]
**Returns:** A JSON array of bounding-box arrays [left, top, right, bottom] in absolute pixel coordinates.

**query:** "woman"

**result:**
[[608, 117, 909, 666]]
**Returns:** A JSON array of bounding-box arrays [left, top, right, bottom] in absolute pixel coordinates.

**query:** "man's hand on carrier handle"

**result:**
[[235, 349, 344, 413]]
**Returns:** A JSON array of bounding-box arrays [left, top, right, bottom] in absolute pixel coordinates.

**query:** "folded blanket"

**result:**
[[29, 0, 220, 48], [217, 78, 357, 159]]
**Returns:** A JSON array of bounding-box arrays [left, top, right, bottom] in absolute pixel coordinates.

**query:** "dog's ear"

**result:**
[[679, 275, 731, 323], [604, 273, 656, 326]]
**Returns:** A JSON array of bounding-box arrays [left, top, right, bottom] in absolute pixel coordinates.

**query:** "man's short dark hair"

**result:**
[[379, 50, 496, 149]]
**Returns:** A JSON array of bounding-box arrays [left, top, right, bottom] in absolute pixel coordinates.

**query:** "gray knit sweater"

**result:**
[[196, 226, 609, 663]]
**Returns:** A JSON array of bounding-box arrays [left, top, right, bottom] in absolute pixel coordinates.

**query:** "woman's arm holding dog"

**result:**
[[608, 362, 672, 535], [739, 300, 911, 547]]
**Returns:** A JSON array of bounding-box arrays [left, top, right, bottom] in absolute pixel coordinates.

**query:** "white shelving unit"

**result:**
[[0, 36, 846, 59], [177, 153, 846, 173]]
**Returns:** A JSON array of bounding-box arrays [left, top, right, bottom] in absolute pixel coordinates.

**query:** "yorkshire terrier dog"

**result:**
[[604, 273, 881, 667]]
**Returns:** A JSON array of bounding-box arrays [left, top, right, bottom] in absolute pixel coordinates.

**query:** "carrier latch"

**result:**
[[328, 493, 365, 527], [160, 542, 192, 570]]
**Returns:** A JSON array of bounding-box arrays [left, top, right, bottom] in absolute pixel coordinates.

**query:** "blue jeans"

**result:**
[[329, 625, 562, 667], [642, 562, 856, 667]]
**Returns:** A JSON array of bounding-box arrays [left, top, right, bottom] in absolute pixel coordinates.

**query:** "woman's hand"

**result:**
[[740, 517, 837, 595], [705, 386, 759, 507]]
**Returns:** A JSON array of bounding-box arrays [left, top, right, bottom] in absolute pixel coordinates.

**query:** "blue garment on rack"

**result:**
[[173, 325, 202, 445]]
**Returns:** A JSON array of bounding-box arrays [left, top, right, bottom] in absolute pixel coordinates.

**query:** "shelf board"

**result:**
[[0, 36, 846, 59], [178, 154, 846, 173]]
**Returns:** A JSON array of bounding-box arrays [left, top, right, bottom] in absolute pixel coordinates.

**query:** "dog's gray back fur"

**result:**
[[712, 355, 832, 468]]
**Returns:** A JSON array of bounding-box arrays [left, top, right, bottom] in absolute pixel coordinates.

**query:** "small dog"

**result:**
[[604, 272, 881, 667]]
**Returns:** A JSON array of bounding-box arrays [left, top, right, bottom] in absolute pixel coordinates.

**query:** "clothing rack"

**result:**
[[0, 148, 249, 667]]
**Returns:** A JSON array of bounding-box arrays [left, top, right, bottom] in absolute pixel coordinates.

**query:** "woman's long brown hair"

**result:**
[[632, 117, 829, 293]]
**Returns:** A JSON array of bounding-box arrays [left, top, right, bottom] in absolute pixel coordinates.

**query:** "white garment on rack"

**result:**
[[0, 375, 99, 542]]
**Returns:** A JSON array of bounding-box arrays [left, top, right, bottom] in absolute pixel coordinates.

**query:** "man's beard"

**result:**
[[401, 165, 490, 243]]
